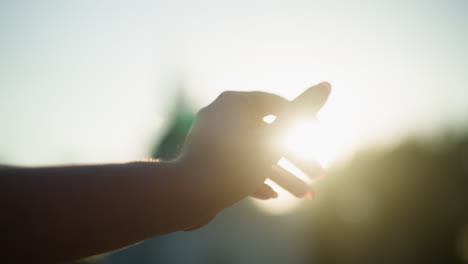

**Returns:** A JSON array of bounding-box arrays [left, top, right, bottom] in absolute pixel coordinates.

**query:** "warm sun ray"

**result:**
[[253, 112, 356, 215]]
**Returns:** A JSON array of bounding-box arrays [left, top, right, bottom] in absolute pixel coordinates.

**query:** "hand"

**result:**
[[179, 83, 331, 225]]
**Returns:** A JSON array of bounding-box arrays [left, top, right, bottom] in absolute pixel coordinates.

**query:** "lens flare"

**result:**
[[282, 120, 341, 168], [254, 115, 351, 215]]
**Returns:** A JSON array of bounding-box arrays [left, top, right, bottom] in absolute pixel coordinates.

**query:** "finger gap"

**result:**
[[277, 157, 314, 185], [262, 115, 277, 124]]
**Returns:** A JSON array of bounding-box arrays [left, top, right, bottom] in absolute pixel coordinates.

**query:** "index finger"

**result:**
[[293, 82, 331, 114], [269, 82, 331, 135], [279, 82, 331, 123]]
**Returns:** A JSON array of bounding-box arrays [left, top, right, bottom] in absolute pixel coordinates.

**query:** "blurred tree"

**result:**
[[151, 88, 195, 160]]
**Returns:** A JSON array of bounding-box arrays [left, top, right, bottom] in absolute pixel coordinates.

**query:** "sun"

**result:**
[[251, 113, 355, 215], [265, 114, 344, 169]]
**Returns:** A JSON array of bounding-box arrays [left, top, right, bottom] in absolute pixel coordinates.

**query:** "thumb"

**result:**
[[271, 82, 331, 135], [286, 82, 331, 119]]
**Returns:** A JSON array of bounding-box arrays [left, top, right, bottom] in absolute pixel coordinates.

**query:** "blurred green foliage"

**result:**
[[152, 93, 195, 161]]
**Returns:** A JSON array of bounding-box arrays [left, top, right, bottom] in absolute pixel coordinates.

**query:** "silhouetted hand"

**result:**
[[179, 83, 331, 229]]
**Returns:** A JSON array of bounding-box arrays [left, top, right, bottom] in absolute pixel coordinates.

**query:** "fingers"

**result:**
[[275, 82, 331, 128], [283, 152, 324, 179], [260, 82, 331, 150], [270, 164, 313, 198], [291, 82, 331, 116], [246, 91, 290, 117], [250, 183, 278, 200], [206, 83, 329, 124], [206, 91, 289, 126]]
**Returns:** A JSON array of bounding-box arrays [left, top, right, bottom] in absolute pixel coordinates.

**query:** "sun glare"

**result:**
[[263, 114, 344, 169], [277, 157, 313, 184], [254, 112, 355, 215], [251, 157, 317, 215], [251, 178, 303, 215], [281, 119, 347, 169]]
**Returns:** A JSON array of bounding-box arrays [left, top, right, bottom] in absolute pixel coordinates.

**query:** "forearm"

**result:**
[[0, 161, 214, 263]]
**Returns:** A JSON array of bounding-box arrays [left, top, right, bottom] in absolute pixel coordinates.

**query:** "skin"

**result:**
[[0, 83, 330, 263]]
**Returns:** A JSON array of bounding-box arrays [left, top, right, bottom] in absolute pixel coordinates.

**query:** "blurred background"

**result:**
[[1, 0, 467, 263]]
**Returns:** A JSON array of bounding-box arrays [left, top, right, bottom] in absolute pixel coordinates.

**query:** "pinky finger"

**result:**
[[250, 183, 279, 200]]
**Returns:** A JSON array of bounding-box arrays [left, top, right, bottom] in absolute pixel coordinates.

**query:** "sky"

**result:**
[[1, 0, 467, 166]]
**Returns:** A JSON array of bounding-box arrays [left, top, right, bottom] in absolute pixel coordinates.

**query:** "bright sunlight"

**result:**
[[252, 110, 356, 215]]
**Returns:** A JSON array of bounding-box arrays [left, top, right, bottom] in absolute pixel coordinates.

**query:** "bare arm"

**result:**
[[0, 161, 218, 263]]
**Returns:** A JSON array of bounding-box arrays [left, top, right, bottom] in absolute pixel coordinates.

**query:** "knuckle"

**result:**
[[201, 91, 253, 119], [217, 91, 236, 101], [213, 91, 250, 110], [197, 106, 211, 118]]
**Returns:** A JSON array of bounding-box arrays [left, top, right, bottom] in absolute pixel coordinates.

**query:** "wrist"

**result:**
[[165, 158, 223, 229], [176, 151, 251, 211]]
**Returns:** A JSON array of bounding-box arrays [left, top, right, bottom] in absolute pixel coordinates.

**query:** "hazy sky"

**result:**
[[1, 0, 467, 166]]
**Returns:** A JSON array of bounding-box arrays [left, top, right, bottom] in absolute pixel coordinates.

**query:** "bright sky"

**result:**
[[1, 0, 467, 166]]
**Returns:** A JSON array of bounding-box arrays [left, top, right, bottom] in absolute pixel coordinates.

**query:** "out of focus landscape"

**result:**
[[1, 0, 467, 263]]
